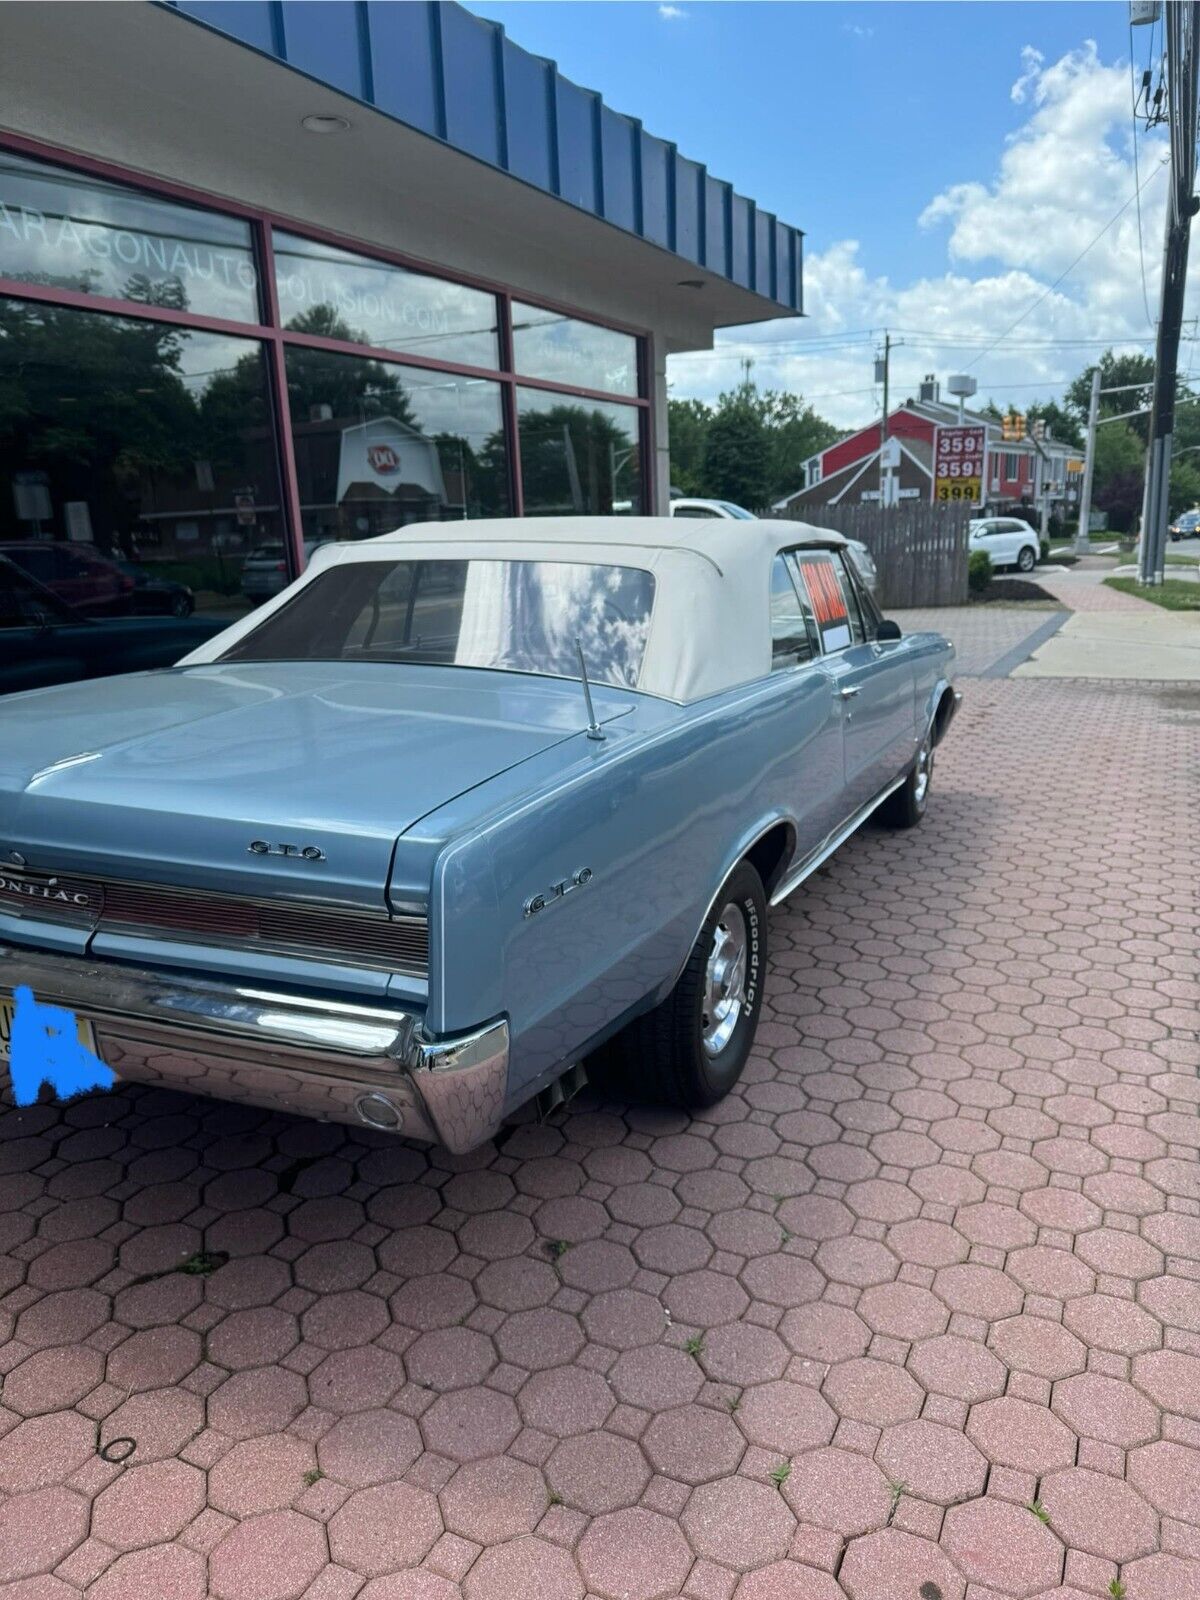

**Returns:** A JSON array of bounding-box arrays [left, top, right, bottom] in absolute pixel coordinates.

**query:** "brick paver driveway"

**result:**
[[1, 671, 1198, 1599]]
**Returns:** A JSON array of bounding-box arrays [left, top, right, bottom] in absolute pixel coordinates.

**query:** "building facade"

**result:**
[[1, 1, 802, 651], [778, 391, 1080, 518]]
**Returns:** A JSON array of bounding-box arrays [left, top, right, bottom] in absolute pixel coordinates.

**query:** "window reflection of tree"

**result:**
[[517, 402, 639, 515]]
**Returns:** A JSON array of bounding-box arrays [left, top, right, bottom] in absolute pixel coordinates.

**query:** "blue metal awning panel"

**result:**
[[165, 0, 803, 313]]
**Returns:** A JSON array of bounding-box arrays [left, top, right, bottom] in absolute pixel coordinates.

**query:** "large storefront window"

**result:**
[[274, 232, 499, 369], [0, 150, 259, 322], [511, 302, 638, 396], [0, 297, 281, 621], [286, 346, 510, 543], [517, 390, 642, 516]]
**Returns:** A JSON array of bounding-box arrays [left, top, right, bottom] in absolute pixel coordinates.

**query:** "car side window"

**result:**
[[769, 554, 817, 670], [792, 550, 861, 654], [673, 506, 720, 518]]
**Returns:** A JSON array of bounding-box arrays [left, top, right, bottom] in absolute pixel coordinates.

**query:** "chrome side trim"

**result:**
[[770, 775, 907, 907], [1, 944, 507, 1154]]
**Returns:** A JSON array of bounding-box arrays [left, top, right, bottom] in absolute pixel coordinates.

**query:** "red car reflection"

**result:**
[[0, 541, 135, 616]]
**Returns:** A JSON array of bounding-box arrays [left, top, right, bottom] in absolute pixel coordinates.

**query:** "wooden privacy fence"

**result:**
[[769, 503, 971, 608]]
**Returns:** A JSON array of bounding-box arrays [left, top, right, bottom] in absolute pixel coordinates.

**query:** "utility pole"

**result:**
[[1139, 0, 1200, 583], [876, 332, 891, 508], [1075, 367, 1101, 556]]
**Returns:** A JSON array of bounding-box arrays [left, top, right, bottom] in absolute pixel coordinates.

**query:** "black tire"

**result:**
[[1017, 544, 1036, 573], [878, 732, 933, 830], [171, 593, 194, 618], [588, 861, 767, 1109]]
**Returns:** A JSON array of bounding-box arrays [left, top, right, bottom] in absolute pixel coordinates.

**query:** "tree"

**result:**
[[666, 396, 712, 496], [702, 379, 772, 511], [759, 390, 840, 504], [1026, 398, 1081, 449], [1067, 352, 1154, 443], [1092, 423, 1144, 532]]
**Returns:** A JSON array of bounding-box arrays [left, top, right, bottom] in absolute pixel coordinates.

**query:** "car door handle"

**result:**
[[839, 685, 861, 699]]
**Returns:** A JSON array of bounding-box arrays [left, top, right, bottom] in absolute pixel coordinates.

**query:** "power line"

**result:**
[[963, 156, 1169, 369], [1131, 19, 1155, 323]]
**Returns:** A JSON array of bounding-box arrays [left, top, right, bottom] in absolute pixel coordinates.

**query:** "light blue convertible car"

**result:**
[[1, 519, 957, 1152]]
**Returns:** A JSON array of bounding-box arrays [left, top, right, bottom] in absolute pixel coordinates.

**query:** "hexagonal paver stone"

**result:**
[[205, 1306, 299, 1370], [494, 1308, 583, 1370], [0, 1488, 89, 1580], [966, 1396, 1077, 1473], [782, 1446, 891, 1535], [1008, 1245, 1095, 1300], [517, 1366, 615, 1437], [1065, 1294, 1161, 1356], [1134, 1350, 1200, 1419], [309, 1348, 406, 1413], [405, 1326, 496, 1391], [207, 1368, 308, 1440], [464, 1535, 584, 1600], [101, 1386, 205, 1464], [1054, 1372, 1159, 1448], [14, 1288, 109, 1349], [92, 1460, 207, 1550], [701, 1322, 789, 1385], [734, 1561, 848, 1600], [989, 1315, 1086, 1380], [582, 1289, 668, 1348], [209, 1435, 315, 1518], [933, 1264, 1023, 1321], [858, 1283, 948, 1341], [210, 1509, 328, 1600], [736, 1380, 837, 1453], [440, 1456, 548, 1542], [107, 1325, 202, 1391], [876, 1419, 987, 1505], [682, 1477, 795, 1571], [546, 1431, 651, 1514], [578, 1506, 694, 1598], [1038, 1468, 1158, 1563], [2, 1345, 104, 1416], [907, 1334, 1006, 1403], [1129, 1439, 1200, 1522], [662, 1271, 749, 1329], [823, 1358, 923, 1425], [0, 1412, 95, 1493], [420, 1387, 520, 1463], [643, 1404, 745, 1484], [610, 1344, 703, 1410], [1120, 1553, 1200, 1600], [838, 1528, 965, 1600], [317, 1409, 423, 1489], [87, 1542, 208, 1600], [329, 1482, 442, 1576], [942, 1496, 1064, 1596]]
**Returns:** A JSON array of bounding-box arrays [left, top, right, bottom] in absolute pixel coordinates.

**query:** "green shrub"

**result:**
[[1039, 539, 1050, 564], [968, 549, 993, 594]]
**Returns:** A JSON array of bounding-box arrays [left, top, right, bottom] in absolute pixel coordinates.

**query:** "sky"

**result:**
[[467, 1, 1180, 428]]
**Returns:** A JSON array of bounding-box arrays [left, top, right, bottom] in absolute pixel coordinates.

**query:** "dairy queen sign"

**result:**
[[366, 444, 401, 476]]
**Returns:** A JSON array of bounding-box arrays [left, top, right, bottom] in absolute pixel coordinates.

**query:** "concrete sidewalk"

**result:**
[[1014, 572, 1200, 681]]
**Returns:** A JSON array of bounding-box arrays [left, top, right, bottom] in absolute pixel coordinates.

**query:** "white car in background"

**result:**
[[968, 516, 1039, 573], [670, 498, 878, 592]]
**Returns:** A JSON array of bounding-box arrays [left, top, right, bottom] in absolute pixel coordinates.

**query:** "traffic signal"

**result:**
[[1001, 410, 1026, 441]]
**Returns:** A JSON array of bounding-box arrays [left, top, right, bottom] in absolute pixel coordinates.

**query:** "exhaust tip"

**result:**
[[355, 1092, 403, 1131]]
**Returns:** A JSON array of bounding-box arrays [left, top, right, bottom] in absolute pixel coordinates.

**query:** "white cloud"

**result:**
[[658, 4, 688, 19], [669, 41, 1175, 436], [842, 23, 875, 40]]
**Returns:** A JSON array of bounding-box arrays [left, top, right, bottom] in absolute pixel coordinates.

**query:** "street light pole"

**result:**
[[878, 331, 891, 508], [1075, 368, 1101, 556]]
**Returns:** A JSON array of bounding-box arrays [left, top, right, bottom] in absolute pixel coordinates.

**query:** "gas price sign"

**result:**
[[932, 424, 986, 504]]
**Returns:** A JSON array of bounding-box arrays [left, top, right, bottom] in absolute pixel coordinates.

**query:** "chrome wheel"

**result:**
[[702, 902, 748, 1057], [913, 738, 933, 806]]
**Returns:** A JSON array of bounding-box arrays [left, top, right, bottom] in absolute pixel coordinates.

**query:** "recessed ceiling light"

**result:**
[[676, 278, 705, 290], [302, 114, 352, 135]]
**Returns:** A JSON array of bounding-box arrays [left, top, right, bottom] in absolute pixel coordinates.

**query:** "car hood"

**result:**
[[0, 663, 625, 908]]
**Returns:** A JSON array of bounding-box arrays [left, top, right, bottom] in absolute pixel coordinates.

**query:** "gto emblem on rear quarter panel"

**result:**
[[248, 841, 326, 861], [523, 867, 593, 918]]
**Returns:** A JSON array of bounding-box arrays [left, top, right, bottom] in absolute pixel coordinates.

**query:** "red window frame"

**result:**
[[0, 131, 654, 580]]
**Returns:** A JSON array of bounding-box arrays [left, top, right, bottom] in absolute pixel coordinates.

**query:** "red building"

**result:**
[[776, 381, 1080, 516]]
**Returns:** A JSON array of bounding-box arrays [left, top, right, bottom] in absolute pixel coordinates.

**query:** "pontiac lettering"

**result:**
[[0, 876, 94, 908]]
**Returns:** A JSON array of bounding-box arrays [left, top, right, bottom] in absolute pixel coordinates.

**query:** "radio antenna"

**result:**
[[574, 638, 606, 741]]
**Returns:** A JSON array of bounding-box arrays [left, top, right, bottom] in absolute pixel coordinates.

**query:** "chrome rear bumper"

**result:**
[[1, 944, 508, 1154]]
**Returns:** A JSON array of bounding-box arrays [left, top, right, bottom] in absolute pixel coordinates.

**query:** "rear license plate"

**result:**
[[0, 995, 98, 1062]]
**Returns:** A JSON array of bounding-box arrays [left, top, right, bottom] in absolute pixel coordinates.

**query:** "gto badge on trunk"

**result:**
[[248, 841, 326, 861], [524, 867, 593, 918]]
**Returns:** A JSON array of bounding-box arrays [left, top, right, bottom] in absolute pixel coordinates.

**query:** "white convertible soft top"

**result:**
[[181, 517, 851, 703]]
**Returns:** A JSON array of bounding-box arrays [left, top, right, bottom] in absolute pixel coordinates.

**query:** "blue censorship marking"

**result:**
[[8, 985, 115, 1105]]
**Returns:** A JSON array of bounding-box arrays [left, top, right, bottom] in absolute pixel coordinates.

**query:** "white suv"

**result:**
[[669, 498, 878, 591], [969, 517, 1039, 572]]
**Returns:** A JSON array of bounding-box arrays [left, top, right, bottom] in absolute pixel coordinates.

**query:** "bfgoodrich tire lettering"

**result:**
[[587, 861, 767, 1109]]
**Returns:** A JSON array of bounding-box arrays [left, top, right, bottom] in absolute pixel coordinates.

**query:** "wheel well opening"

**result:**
[[932, 688, 955, 745], [745, 822, 795, 899]]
